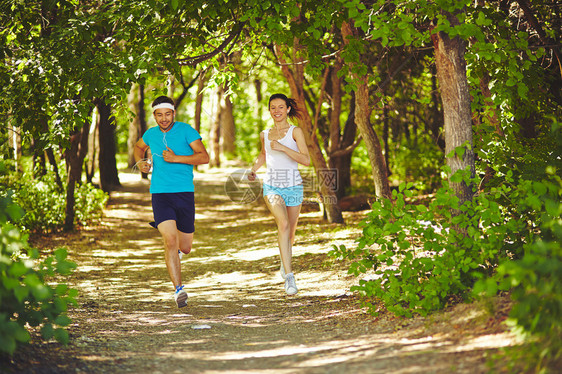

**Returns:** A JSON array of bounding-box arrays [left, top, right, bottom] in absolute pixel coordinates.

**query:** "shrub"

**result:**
[[474, 157, 562, 369], [0, 168, 108, 233], [330, 120, 561, 368], [330, 166, 533, 317], [0, 193, 78, 355]]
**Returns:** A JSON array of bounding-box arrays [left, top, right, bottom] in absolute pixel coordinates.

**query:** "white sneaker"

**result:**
[[284, 273, 298, 295], [174, 286, 188, 308], [280, 262, 286, 280]]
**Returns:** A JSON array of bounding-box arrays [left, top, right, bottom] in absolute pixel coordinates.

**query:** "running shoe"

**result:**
[[284, 273, 298, 295], [174, 286, 188, 308]]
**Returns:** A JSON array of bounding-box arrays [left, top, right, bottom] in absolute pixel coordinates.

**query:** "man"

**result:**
[[134, 95, 209, 308]]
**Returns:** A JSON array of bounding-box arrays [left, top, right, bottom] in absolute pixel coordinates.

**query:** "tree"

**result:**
[[64, 118, 90, 231], [341, 21, 392, 200], [127, 84, 147, 170], [431, 10, 475, 208], [95, 98, 121, 193], [275, 42, 344, 223]]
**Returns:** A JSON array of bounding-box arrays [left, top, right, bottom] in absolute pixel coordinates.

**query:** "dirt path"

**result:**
[[4, 166, 518, 373]]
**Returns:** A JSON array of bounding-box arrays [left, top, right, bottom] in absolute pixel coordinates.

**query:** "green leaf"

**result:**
[[0, 336, 16, 355], [53, 328, 70, 345], [14, 285, 29, 302], [55, 315, 72, 327], [9, 261, 28, 278], [41, 324, 55, 340]]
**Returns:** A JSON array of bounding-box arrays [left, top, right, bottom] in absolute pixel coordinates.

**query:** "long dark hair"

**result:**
[[269, 93, 303, 121]]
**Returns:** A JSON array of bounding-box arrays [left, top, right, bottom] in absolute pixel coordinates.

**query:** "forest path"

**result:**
[[7, 165, 516, 373]]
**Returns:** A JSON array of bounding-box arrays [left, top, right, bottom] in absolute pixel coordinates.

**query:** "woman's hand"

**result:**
[[248, 170, 257, 181], [270, 140, 285, 152]]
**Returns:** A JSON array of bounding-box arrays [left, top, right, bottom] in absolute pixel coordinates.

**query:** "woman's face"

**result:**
[[269, 98, 290, 123]]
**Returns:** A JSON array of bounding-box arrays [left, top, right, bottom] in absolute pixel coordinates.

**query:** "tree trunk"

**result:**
[[96, 98, 121, 192], [430, 65, 445, 150], [431, 11, 475, 208], [64, 120, 90, 231], [355, 80, 392, 199], [45, 146, 63, 190], [329, 108, 356, 200], [275, 43, 344, 224], [127, 84, 148, 178], [138, 84, 148, 178], [383, 104, 391, 177], [327, 64, 357, 200], [127, 84, 141, 168], [9, 124, 22, 173], [31, 135, 46, 178], [86, 110, 98, 184], [254, 79, 265, 134], [209, 87, 221, 167], [221, 88, 236, 156], [341, 21, 391, 200], [194, 69, 208, 134]]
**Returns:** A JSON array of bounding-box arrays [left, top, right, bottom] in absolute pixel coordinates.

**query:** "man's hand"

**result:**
[[139, 160, 151, 174], [162, 147, 176, 162]]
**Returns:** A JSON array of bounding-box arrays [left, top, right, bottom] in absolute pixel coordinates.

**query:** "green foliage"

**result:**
[[473, 124, 562, 370], [0, 195, 78, 355], [332, 120, 562, 366], [73, 182, 109, 227], [329, 155, 554, 317], [387, 130, 443, 193], [0, 168, 108, 234]]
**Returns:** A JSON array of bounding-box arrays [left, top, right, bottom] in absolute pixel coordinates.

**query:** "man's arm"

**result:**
[[134, 138, 151, 173], [162, 139, 210, 165]]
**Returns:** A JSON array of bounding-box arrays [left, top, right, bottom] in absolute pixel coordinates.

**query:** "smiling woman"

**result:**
[[247, 93, 310, 296]]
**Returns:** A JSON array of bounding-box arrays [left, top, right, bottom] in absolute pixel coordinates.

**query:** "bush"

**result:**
[[474, 164, 562, 370], [330, 165, 533, 317], [330, 121, 562, 368], [0, 168, 108, 233], [0, 193, 78, 355]]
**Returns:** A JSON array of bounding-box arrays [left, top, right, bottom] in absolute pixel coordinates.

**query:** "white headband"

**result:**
[[152, 103, 175, 111]]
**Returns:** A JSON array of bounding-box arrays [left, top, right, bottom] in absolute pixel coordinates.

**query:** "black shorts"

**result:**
[[151, 192, 195, 233]]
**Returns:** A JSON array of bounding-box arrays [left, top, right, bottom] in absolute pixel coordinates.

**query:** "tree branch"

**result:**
[[176, 22, 246, 66], [329, 136, 362, 158], [517, 0, 561, 77]]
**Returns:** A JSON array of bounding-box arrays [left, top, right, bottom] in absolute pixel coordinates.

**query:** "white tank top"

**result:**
[[263, 125, 303, 187]]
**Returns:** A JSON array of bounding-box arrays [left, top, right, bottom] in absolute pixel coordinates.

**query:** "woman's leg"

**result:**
[[287, 204, 302, 246], [264, 194, 293, 274]]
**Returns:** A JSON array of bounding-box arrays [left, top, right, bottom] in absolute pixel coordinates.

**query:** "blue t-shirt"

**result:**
[[142, 122, 202, 193]]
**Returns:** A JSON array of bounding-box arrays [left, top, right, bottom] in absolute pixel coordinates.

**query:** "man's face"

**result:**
[[154, 108, 175, 130]]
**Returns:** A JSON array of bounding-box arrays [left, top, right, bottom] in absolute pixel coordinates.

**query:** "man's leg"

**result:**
[[158, 220, 184, 288], [178, 231, 194, 256]]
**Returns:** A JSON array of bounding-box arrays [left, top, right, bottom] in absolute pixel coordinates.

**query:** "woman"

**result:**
[[248, 93, 310, 295]]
